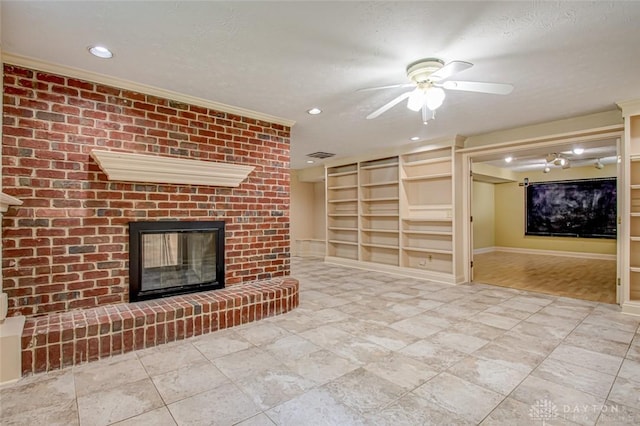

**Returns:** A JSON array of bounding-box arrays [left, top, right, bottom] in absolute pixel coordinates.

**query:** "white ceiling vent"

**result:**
[[307, 152, 335, 159]]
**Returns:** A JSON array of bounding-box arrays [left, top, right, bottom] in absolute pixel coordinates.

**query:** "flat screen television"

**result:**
[[525, 178, 617, 239]]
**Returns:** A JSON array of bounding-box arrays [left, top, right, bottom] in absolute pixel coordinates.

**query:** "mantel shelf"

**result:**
[[0, 192, 23, 213], [90, 150, 254, 187]]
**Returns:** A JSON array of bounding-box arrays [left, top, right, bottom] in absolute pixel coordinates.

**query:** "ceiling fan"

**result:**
[[363, 58, 513, 123]]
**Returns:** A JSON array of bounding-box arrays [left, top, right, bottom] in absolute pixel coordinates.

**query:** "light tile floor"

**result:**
[[2, 257, 640, 425]]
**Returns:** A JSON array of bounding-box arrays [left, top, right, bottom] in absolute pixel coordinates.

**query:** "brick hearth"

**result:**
[[21, 277, 299, 375]]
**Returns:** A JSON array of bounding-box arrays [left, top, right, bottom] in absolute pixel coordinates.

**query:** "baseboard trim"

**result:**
[[487, 246, 616, 261], [473, 247, 496, 255], [293, 239, 325, 258], [323, 256, 463, 285], [621, 302, 640, 317]]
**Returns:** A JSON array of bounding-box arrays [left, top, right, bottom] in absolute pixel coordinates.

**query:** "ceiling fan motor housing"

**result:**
[[406, 58, 444, 84]]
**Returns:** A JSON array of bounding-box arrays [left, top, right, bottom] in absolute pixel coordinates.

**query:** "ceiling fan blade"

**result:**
[[441, 80, 514, 95], [429, 61, 473, 82], [357, 83, 414, 92], [366, 91, 412, 119]]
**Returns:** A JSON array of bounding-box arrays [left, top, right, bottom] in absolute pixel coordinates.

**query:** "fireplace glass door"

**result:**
[[141, 232, 217, 290], [129, 221, 225, 301]]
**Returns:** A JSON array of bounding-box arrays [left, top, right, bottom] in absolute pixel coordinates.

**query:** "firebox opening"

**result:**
[[129, 221, 225, 302]]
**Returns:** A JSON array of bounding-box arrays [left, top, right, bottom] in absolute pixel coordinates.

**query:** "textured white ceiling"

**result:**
[[2, 1, 639, 169]]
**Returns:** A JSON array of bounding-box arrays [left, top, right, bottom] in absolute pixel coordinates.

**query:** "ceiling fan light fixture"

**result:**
[[425, 87, 446, 111], [407, 88, 426, 111], [553, 156, 566, 167], [406, 58, 444, 83]]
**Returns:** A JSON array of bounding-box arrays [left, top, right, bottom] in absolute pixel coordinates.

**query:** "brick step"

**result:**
[[21, 278, 299, 375]]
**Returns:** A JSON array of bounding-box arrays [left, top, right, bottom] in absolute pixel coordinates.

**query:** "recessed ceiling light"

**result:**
[[573, 147, 584, 155], [410, 136, 420, 141], [307, 107, 322, 115], [306, 160, 315, 164], [505, 156, 513, 163], [88, 45, 113, 59]]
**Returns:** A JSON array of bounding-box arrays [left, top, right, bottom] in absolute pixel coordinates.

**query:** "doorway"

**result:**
[[462, 135, 622, 304]]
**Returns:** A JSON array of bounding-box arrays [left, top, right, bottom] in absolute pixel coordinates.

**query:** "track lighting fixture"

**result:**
[[595, 159, 604, 169]]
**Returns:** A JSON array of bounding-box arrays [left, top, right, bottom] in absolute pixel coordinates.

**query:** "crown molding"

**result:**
[[90, 150, 254, 188], [617, 99, 640, 117], [2, 52, 296, 128]]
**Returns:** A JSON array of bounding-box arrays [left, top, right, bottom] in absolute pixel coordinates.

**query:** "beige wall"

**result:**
[[313, 181, 326, 238], [290, 171, 315, 241], [473, 181, 495, 250], [464, 110, 623, 148], [290, 171, 325, 256], [494, 163, 618, 254]]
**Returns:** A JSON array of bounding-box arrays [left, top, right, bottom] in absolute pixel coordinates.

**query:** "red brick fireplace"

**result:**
[[2, 64, 298, 375], [2, 64, 291, 317]]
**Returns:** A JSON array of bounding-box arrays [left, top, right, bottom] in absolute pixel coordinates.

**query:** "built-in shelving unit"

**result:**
[[326, 163, 359, 260], [324, 141, 463, 284], [400, 147, 456, 277], [621, 99, 640, 315], [359, 157, 399, 266]]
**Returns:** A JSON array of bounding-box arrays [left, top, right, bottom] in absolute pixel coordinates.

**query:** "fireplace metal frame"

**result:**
[[129, 221, 225, 302]]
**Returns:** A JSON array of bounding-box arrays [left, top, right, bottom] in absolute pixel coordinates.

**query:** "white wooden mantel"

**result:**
[[90, 150, 254, 187], [0, 193, 23, 213]]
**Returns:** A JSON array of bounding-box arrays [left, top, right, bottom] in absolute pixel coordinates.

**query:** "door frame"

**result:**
[[458, 126, 624, 303]]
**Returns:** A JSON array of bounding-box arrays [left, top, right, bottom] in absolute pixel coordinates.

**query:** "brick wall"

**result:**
[[2, 64, 291, 317]]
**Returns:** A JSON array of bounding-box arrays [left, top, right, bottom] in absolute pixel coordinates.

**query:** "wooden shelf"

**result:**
[[363, 229, 398, 234], [403, 217, 452, 222], [402, 247, 452, 255], [328, 227, 357, 231], [328, 213, 357, 217], [403, 157, 449, 167], [328, 185, 358, 190], [327, 170, 357, 177], [361, 181, 398, 187], [402, 173, 452, 181], [403, 230, 452, 236], [361, 243, 399, 249], [405, 205, 453, 220], [361, 197, 399, 202], [328, 198, 358, 203], [90, 150, 255, 188], [361, 163, 398, 171], [361, 213, 399, 217], [328, 240, 358, 246]]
